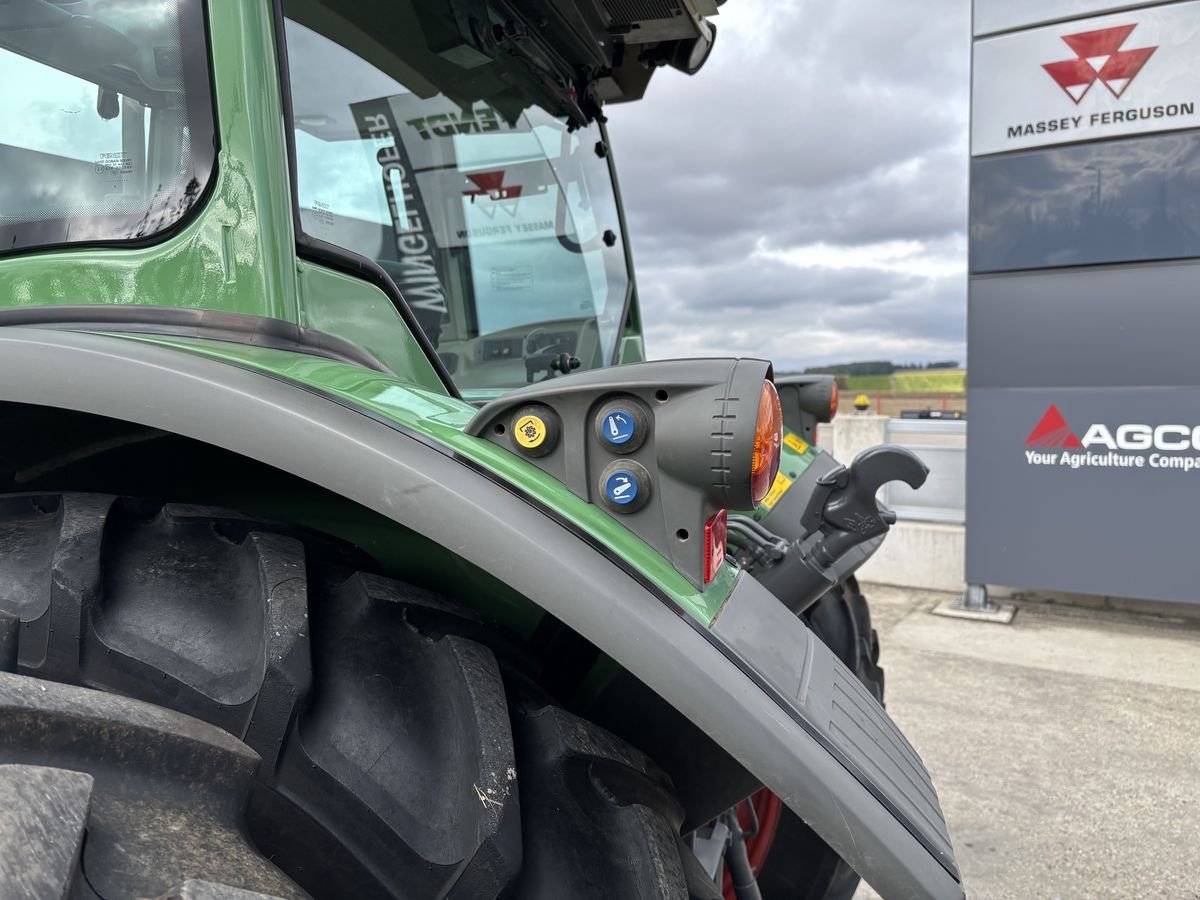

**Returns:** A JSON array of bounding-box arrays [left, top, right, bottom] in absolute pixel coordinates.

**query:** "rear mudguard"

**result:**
[[0, 328, 961, 900]]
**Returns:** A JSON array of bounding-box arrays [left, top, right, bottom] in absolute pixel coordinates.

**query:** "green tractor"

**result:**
[[0, 1, 960, 899]]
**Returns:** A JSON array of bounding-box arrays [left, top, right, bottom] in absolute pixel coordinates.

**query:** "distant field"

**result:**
[[838, 371, 967, 394], [892, 370, 966, 393], [844, 375, 893, 392]]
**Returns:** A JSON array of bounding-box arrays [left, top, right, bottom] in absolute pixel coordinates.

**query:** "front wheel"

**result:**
[[0, 493, 718, 899]]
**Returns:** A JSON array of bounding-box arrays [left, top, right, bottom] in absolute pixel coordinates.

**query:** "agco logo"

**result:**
[[1024, 405, 1200, 472], [1042, 25, 1157, 104], [1024, 404, 1081, 448]]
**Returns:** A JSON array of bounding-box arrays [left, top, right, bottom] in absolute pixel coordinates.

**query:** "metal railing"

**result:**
[[882, 419, 966, 524]]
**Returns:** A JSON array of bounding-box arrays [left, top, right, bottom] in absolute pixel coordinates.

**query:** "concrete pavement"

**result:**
[[851, 585, 1200, 900]]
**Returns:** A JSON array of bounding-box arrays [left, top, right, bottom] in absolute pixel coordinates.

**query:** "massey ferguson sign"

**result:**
[[1024, 404, 1200, 472], [972, 1, 1200, 155]]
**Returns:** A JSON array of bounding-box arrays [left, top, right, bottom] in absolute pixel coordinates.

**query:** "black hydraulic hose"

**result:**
[[721, 811, 763, 900], [726, 517, 788, 568], [726, 522, 770, 568], [737, 516, 783, 545]]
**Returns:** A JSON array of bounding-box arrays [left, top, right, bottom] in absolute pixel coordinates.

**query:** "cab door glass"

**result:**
[[0, 0, 216, 253], [282, 4, 632, 395]]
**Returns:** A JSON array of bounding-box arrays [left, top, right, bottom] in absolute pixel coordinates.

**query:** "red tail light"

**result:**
[[704, 509, 728, 585]]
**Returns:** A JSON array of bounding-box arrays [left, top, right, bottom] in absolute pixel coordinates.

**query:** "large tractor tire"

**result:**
[[0, 493, 719, 900]]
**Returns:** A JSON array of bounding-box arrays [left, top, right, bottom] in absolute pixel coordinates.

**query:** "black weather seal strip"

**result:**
[[268, 0, 462, 400], [0, 306, 392, 374]]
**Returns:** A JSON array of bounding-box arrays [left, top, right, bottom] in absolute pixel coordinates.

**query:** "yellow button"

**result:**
[[514, 414, 547, 449]]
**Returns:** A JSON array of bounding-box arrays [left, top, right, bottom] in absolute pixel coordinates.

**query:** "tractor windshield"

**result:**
[[282, 9, 632, 398]]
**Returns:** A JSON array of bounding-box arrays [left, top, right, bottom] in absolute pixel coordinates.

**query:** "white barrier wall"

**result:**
[[824, 416, 967, 593]]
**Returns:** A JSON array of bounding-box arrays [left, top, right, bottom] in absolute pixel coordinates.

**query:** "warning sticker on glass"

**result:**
[[491, 266, 533, 292], [783, 433, 810, 455], [759, 472, 794, 511]]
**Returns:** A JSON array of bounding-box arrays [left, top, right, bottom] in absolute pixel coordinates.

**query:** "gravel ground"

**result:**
[[850, 585, 1200, 900]]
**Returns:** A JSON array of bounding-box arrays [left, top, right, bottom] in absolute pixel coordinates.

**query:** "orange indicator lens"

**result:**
[[751, 380, 783, 505]]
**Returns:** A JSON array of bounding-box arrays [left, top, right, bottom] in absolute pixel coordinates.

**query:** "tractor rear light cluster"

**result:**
[[467, 358, 778, 590]]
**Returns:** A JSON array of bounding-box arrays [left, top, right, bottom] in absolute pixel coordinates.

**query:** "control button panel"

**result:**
[[465, 358, 774, 589]]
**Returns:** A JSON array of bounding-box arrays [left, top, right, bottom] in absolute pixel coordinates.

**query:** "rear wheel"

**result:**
[[0, 493, 717, 900]]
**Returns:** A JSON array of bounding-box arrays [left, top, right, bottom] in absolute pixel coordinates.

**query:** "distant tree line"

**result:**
[[796, 360, 960, 376]]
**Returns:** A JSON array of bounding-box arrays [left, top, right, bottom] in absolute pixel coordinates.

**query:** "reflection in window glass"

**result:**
[[282, 7, 631, 395], [0, 0, 215, 253], [971, 131, 1200, 272]]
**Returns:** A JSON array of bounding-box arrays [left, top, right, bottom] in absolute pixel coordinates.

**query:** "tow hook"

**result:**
[[740, 445, 928, 613]]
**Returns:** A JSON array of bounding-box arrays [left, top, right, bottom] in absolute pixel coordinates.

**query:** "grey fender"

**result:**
[[0, 329, 962, 900]]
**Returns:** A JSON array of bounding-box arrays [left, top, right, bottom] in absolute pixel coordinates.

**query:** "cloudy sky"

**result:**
[[606, 0, 971, 371]]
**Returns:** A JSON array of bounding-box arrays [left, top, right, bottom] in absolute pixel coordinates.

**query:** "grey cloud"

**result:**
[[637, 255, 924, 313], [606, 0, 970, 368]]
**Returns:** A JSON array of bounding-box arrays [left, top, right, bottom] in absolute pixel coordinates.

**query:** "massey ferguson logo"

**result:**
[[463, 171, 524, 211], [1042, 25, 1157, 103], [1002, 21, 1195, 143], [1024, 405, 1200, 472]]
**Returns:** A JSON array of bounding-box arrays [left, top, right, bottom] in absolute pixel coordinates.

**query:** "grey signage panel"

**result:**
[[966, 386, 1200, 602], [970, 132, 1200, 273], [969, 0, 1200, 605], [975, 0, 1159, 37], [969, 261, 1200, 389], [972, 2, 1200, 156]]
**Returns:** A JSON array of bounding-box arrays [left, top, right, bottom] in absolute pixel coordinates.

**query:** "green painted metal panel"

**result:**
[[295, 260, 446, 392]]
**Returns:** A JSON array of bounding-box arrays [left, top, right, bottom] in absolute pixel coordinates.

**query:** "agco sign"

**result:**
[[971, 1, 1200, 155], [1024, 405, 1200, 471]]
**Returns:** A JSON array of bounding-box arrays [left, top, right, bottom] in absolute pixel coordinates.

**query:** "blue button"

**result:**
[[602, 410, 636, 445], [604, 470, 639, 505]]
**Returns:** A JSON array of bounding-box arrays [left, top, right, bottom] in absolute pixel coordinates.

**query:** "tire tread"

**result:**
[[0, 492, 708, 900]]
